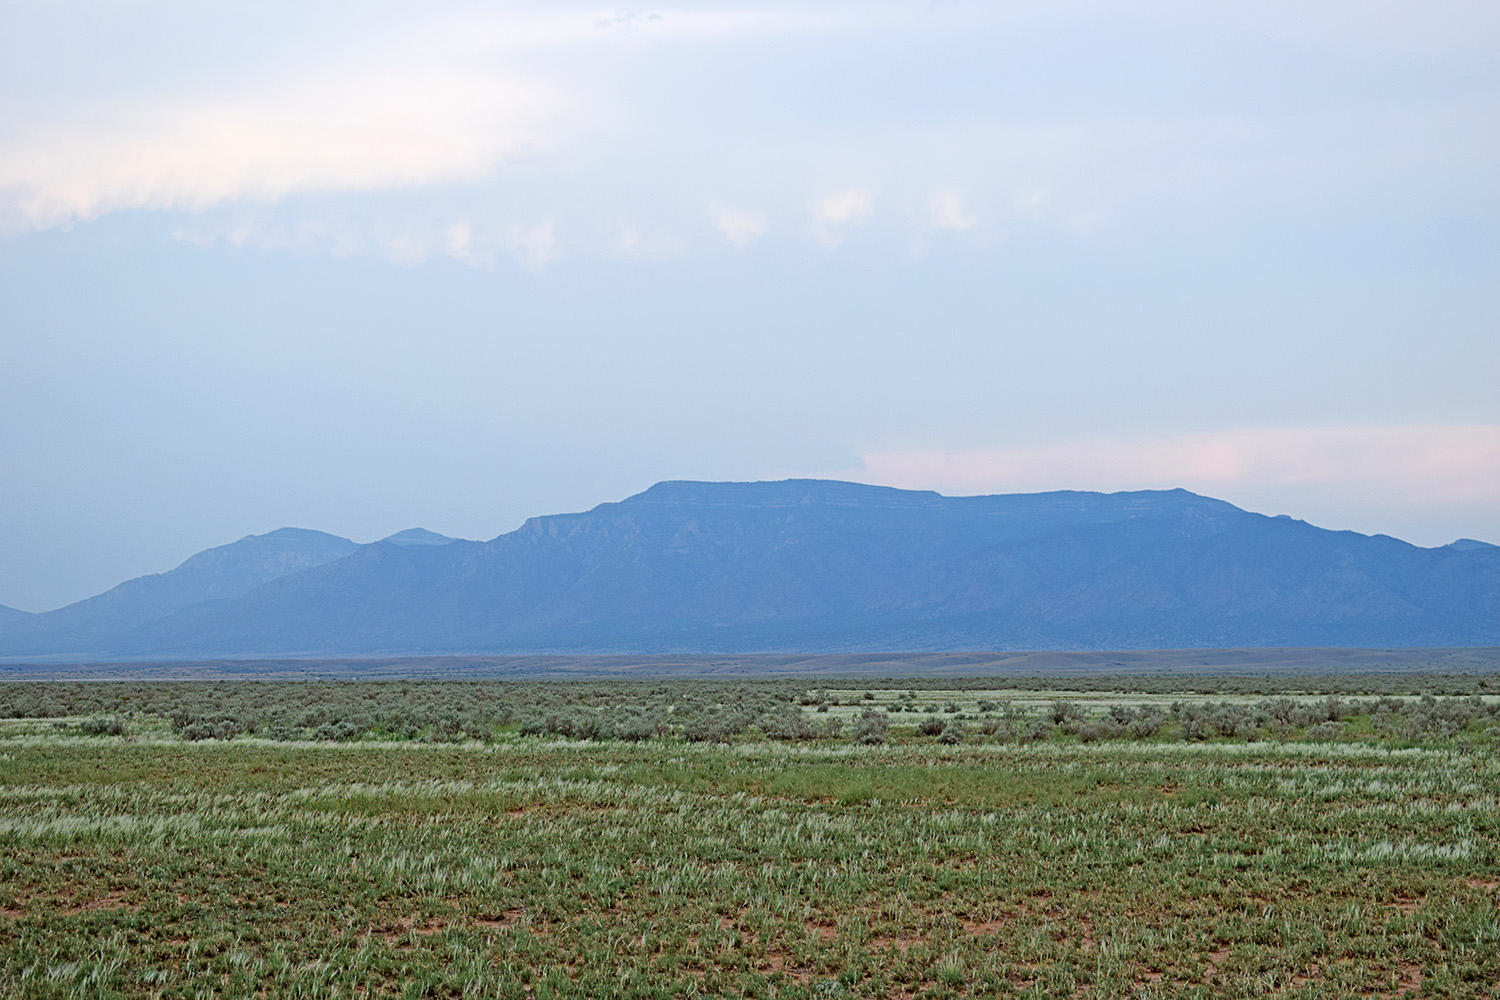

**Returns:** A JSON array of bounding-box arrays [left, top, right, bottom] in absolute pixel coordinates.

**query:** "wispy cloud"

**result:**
[[846, 427, 1500, 504], [2, 2, 1495, 261], [928, 190, 976, 232], [0, 63, 564, 231], [0, 9, 835, 232], [172, 213, 563, 269], [711, 205, 769, 247], [810, 188, 872, 247], [836, 426, 1500, 543], [443, 220, 481, 267]]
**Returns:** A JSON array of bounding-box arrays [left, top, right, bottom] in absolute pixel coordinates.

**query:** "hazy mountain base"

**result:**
[[4, 647, 1499, 681]]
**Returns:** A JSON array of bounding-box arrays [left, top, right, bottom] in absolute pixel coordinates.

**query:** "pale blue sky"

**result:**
[[2, 1, 1498, 611]]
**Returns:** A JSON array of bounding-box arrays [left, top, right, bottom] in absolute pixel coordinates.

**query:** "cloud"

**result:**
[[3, 2, 1495, 260], [443, 220, 478, 266], [611, 221, 686, 261], [847, 426, 1500, 501], [810, 188, 873, 247], [172, 213, 567, 269], [502, 221, 559, 269], [0, 63, 565, 231], [836, 426, 1500, 543], [928, 190, 975, 232], [0, 9, 836, 232], [381, 233, 431, 267], [711, 204, 769, 247]]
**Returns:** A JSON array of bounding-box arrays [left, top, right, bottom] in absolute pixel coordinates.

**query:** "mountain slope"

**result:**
[[0, 604, 33, 632], [92, 480, 1500, 656], [0, 527, 359, 652]]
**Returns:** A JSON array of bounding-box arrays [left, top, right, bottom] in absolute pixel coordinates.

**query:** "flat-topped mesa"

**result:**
[[2, 480, 1495, 657], [621, 479, 946, 509]]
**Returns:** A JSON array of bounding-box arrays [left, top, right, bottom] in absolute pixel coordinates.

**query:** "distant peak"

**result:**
[[178, 527, 358, 569], [380, 528, 461, 546], [252, 527, 352, 542], [1445, 537, 1499, 552]]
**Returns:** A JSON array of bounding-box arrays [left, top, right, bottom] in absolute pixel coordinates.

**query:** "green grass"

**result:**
[[0, 680, 1494, 1000], [0, 679, 1497, 997]]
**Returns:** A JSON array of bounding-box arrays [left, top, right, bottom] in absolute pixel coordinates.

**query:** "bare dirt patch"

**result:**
[[763, 952, 814, 983], [868, 932, 927, 953], [1202, 946, 1231, 983], [961, 917, 1010, 935], [473, 907, 526, 931], [376, 905, 546, 946], [57, 890, 137, 915], [804, 918, 838, 941], [1384, 961, 1423, 998]]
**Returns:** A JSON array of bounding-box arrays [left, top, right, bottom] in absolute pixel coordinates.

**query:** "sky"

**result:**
[[2, 0, 1498, 612]]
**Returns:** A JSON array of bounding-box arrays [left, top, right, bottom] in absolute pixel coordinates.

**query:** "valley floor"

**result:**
[[1, 685, 1497, 998]]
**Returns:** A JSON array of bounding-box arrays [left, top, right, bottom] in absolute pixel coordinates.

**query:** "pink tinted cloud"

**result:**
[[847, 426, 1500, 508]]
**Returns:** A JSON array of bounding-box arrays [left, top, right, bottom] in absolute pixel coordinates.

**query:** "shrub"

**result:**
[[179, 718, 248, 741], [1077, 722, 1109, 743], [313, 720, 363, 742], [758, 707, 818, 741], [937, 721, 966, 745], [916, 717, 946, 737], [854, 708, 889, 745], [683, 713, 741, 743], [79, 716, 127, 737], [975, 715, 1004, 736], [617, 712, 667, 742], [1307, 720, 1343, 742], [1049, 700, 1080, 725], [1130, 708, 1166, 738]]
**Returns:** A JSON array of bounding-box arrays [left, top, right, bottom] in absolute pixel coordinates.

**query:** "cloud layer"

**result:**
[[0, 8, 822, 232], [844, 426, 1500, 544], [0, 51, 562, 230], [3, 1, 1495, 265]]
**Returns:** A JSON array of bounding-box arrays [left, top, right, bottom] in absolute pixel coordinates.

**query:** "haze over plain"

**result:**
[[2, 1, 1497, 612]]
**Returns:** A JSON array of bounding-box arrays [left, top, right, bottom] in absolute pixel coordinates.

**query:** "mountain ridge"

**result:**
[[0, 527, 361, 651], [2, 481, 1496, 657]]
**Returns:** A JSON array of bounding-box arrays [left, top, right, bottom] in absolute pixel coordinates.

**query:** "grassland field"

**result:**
[[1, 676, 1498, 999]]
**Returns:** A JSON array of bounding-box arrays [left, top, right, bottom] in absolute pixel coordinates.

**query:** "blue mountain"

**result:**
[[0, 603, 33, 631], [8, 479, 1490, 657], [1445, 538, 1499, 552], [380, 528, 464, 546], [0, 527, 359, 652]]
